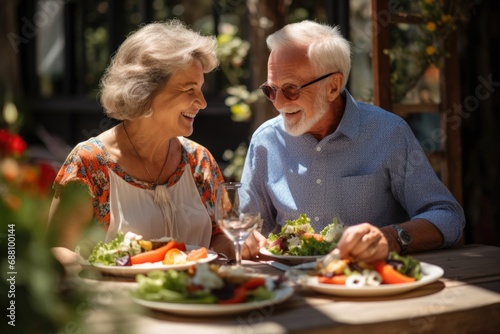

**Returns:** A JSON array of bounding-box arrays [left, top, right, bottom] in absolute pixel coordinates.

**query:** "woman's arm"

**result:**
[[47, 185, 95, 276], [209, 233, 235, 259]]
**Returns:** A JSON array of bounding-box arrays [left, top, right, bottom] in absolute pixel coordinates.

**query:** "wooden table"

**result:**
[[79, 244, 500, 334]]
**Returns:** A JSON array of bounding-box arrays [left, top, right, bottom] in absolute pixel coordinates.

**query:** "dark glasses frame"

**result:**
[[259, 72, 336, 102]]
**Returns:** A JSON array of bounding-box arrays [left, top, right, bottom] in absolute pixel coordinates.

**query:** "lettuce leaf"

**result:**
[[267, 214, 344, 256], [387, 251, 423, 280], [132, 270, 216, 304], [87, 231, 141, 266], [288, 237, 335, 256], [320, 217, 345, 243]]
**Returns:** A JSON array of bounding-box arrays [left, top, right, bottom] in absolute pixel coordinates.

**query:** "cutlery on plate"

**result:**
[[261, 261, 291, 271], [320, 248, 341, 267]]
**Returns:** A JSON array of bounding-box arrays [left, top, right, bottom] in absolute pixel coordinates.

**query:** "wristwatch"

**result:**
[[391, 225, 412, 253]]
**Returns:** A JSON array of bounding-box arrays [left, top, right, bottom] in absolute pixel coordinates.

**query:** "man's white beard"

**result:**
[[282, 89, 330, 136]]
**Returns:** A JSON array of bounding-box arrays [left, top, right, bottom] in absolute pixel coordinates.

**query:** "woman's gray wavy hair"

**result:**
[[266, 20, 351, 91], [100, 20, 219, 120]]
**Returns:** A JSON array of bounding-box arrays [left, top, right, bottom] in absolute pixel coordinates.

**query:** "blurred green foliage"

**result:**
[[387, 0, 479, 102]]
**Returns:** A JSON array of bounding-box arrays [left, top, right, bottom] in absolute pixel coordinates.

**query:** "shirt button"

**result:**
[[314, 216, 320, 222], [316, 179, 321, 184], [316, 146, 321, 152]]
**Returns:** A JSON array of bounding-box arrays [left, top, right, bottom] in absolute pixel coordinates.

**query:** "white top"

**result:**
[[106, 166, 212, 247]]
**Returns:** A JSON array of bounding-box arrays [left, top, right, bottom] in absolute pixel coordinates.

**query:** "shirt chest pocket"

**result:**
[[334, 172, 391, 225]]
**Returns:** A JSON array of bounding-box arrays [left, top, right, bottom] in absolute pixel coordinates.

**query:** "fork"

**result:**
[[320, 248, 341, 267], [216, 252, 236, 265]]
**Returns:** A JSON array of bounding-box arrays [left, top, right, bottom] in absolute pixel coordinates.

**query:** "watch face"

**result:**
[[399, 230, 412, 244]]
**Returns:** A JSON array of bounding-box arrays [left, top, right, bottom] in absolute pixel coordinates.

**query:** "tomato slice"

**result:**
[[218, 287, 246, 304], [175, 242, 187, 252], [318, 275, 348, 285], [186, 247, 208, 262], [239, 277, 266, 290]]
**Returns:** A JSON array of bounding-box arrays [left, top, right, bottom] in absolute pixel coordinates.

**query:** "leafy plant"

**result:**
[[387, 0, 479, 102], [216, 22, 262, 122], [0, 101, 89, 333]]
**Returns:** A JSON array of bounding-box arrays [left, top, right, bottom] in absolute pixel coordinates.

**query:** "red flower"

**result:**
[[1, 129, 55, 196], [8, 133, 27, 156], [0, 129, 10, 150], [36, 161, 58, 193], [0, 128, 27, 156]]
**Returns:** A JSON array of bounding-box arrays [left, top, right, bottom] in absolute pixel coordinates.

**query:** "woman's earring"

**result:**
[[143, 108, 153, 118]]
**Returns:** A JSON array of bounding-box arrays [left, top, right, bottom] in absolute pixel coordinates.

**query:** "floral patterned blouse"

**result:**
[[53, 136, 225, 237]]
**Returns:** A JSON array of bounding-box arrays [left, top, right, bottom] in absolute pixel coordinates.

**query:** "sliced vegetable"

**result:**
[[318, 275, 348, 285], [364, 269, 383, 286], [138, 240, 153, 251], [375, 262, 416, 284], [131, 240, 185, 265], [239, 277, 266, 290], [115, 254, 131, 266], [151, 239, 175, 250], [175, 242, 187, 252], [303, 233, 324, 242], [186, 247, 208, 262], [387, 251, 423, 280], [218, 287, 246, 304], [345, 273, 367, 287], [163, 248, 186, 265]]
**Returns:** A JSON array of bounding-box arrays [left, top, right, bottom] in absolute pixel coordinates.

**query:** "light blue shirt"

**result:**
[[241, 90, 465, 247]]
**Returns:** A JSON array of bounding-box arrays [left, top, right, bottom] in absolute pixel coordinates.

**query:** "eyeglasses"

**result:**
[[259, 72, 336, 102]]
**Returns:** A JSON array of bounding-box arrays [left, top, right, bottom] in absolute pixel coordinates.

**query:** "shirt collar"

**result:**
[[328, 89, 361, 141]]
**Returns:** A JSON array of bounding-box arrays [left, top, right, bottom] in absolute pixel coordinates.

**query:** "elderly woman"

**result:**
[[48, 20, 231, 270]]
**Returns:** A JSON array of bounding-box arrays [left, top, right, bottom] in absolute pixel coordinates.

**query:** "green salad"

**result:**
[[86, 231, 142, 266], [386, 251, 423, 280], [267, 214, 345, 256], [131, 263, 283, 304]]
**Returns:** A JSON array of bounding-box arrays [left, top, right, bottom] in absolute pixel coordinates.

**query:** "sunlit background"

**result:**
[[1, 1, 499, 332]]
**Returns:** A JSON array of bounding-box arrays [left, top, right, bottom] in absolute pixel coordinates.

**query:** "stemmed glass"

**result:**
[[215, 182, 261, 268]]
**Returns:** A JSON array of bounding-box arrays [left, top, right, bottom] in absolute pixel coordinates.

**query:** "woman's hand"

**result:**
[[51, 247, 86, 277], [210, 233, 236, 259]]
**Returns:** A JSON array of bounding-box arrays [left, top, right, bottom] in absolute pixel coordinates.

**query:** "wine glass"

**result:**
[[215, 182, 261, 268]]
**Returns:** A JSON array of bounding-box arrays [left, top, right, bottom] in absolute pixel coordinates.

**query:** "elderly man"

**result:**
[[241, 20, 464, 263]]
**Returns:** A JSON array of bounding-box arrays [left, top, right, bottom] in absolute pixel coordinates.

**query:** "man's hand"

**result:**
[[242, 230, 269, 259], [336, 223, 389, 263]]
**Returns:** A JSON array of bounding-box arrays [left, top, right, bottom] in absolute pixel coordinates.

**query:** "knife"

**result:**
[[261, 261, 291, 271]]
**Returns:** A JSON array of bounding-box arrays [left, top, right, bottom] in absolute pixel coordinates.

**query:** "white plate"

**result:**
[[82, 246, 218, 276], [131, 285, 294, 316], [259, 247, 324, 263], [301, 262, 444, 297]]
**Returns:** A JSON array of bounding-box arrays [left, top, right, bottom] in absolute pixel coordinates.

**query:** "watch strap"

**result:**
[[390, 224, 411, 253]]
